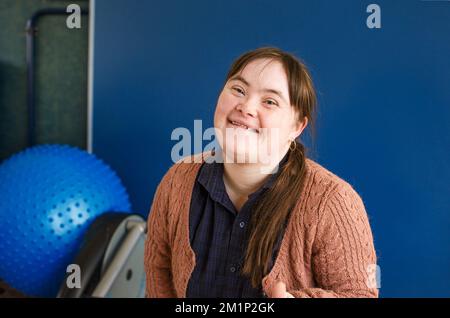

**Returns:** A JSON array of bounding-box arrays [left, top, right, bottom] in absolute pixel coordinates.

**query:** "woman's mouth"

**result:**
[[228, 119, 259, 134]]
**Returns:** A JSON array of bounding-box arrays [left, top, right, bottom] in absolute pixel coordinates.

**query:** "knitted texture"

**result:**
[[144, 152, 378, 298]]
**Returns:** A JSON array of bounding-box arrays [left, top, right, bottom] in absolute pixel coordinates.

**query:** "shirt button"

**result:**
[[239, 221, 245, 228], [230, 266, 236, 273]]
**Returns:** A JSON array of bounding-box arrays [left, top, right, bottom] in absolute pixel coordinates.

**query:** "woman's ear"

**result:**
[[292, 116, 308, 140]]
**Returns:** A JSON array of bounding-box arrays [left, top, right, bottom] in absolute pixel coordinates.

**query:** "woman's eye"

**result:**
[[232, 87, 245, 95], [264, 99, 278, 107]]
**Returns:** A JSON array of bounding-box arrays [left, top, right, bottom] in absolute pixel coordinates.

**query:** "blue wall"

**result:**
[[92, 0, 450, 297]]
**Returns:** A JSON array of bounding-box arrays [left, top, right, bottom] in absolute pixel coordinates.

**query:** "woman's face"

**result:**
[[214, 58, 307, 164]]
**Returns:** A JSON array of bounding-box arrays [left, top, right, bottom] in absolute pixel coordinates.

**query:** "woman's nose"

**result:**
[[236, 100, 257, 118]]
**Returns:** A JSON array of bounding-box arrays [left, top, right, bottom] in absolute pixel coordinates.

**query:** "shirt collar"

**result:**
[[197, 150, 290, 202]]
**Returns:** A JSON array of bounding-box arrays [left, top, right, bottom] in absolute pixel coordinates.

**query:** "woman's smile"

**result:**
[[227, 118, 260, 134]]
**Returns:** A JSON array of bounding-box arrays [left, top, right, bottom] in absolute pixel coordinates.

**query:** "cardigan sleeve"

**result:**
[[144, 167, 177, 298], [289, 183, 379, 298]]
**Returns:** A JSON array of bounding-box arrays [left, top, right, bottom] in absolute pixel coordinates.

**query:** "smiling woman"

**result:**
[[144, 47, 378, 298]]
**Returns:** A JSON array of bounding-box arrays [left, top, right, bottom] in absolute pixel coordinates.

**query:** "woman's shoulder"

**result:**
[[303, 158, 365, 208], [157, 151, 211, 189], [300, 159, 375, 263]]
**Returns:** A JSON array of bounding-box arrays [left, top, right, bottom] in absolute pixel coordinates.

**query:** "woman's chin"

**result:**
[[221, 145, 260, 164]]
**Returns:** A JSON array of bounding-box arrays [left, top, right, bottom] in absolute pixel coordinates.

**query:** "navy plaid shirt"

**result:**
[[186, 152, 289, 298]]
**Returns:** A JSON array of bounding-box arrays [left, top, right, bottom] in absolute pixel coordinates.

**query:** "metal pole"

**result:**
[[25, 8, 88, 146]]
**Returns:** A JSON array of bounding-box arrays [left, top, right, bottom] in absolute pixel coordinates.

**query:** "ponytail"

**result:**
[[242, 141, 307, 287]]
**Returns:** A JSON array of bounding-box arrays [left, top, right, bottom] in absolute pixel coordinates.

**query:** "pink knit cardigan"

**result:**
[[144, 152, 378, 298]]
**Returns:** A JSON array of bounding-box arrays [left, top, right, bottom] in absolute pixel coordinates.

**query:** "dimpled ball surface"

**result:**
[[0, 145, 131, 297]]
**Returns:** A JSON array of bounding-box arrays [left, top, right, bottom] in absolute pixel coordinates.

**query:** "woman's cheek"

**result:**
[[215, 97, 228, 118], [215, 98, 228, 124]]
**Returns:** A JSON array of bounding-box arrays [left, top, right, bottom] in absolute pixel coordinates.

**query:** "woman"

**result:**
[[144, 47, 378, 298]]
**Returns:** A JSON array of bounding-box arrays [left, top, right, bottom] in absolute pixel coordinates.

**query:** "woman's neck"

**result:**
[[222, 151, 287, 199]]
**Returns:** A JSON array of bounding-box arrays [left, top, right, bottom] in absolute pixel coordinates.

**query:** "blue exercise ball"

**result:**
[[0, 144, 131, 297]]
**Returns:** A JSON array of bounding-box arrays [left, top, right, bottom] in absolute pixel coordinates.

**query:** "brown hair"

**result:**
[[224, 47, 317, 288]]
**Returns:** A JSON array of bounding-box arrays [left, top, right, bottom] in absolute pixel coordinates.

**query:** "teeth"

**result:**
[[231, 121, 247, 129], [230, 120, 258, 133]]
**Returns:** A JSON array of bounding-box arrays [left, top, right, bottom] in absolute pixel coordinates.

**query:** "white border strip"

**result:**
[[87, 0, 95, 153]]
